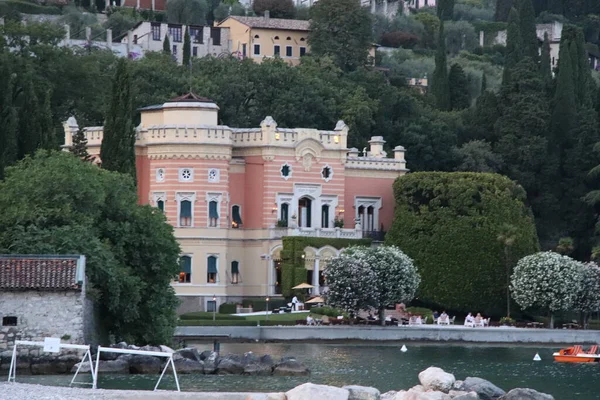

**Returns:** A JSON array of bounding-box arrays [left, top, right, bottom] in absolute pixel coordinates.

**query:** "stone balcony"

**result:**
[[269, 227, 363, 240]]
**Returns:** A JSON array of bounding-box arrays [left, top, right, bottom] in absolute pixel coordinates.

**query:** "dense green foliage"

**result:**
[[0, 152, 181, 344], [431, 24, 451, 110], [386, 172, 539, 316]]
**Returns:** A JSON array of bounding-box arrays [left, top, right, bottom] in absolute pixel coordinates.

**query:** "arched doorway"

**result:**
[[298, 197, 312, 228]]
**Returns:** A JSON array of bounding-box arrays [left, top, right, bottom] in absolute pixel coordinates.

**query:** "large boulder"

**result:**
[[458, 378, 505, 400], [78, 358, 130, 374], [419, 367, 456, 393], [175, 347, 202, 363], [499, 389, 554, 400], [273, 357, 310, 376], [396, 390, 451, 400], [343, 385, 381, 400], [216, 354, 245, 375], [286, 383, 349, 400], [159, 345, 175, 354], [203, 351, 219, 374], [129, 355, 161, 374], [31, 359, 70, 375], [451, 392, 480, 400], [381, 391, 399, 400], [139, 345, 161, 353], [173, 358, 204, 374]]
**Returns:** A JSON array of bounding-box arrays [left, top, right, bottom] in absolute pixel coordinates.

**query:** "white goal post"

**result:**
[[8, 338, 95, 387], [93, 346, 180, 392]]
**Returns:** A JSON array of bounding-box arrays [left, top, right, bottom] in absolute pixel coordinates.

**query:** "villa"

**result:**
[[62, 93, 407, 313]]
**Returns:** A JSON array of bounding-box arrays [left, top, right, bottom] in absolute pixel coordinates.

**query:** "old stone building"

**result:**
[[0, 255, 91, 357]]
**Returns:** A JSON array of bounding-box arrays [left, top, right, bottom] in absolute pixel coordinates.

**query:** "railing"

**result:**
[[270, 227, 363, 239]]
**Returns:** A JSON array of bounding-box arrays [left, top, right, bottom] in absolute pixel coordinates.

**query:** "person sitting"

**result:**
[[306, 314, 315, 326], [474, 313, 484, 327], [415, 315, 423, 325], [437, 312, 449, 325], [464, 312, 475, 327], [432, 310, 439, 322]]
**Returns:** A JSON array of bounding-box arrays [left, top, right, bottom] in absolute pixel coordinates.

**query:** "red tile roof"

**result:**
[[0, 256, 82, 291]]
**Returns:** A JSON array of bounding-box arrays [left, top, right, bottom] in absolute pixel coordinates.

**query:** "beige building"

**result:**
[[216, 15, 310, 66]]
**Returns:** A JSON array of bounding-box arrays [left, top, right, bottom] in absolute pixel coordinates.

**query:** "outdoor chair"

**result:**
[[450, 316, 456, 324], [321, 315, 331, 326], [437, 316, 450, 325]]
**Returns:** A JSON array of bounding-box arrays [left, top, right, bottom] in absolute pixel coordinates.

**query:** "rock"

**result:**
[[343, 385, 381, 400], [458, 377, 505, 400], [499, 388, 554, 400], [260, 354, 275, 366], [419, 367, 456, 393], [243, 351, 261, 364], [203, 351, 219, 374], [216, 355, 245, 375], [139, 345, 161, 353], [115, 342, 128, 348], [127, 344, 140, 351], [286, 383, 349, 400], [266, 394, 287, 400], [273, 358, 310, 376], [31, 360, 69, 375], [175, 347, 202, 363], [159, 345, 174, 354], [243, 361, 273, 376], [200, 350, 213, 360], [453, 381, 464, 391], [451, 392, 480, 400], [397, 390, 451, 400], [95, 359, 130, 374], [381, 391, 399, 400], [100, 347, 120, 361], [173, 358, 204, 374], [129, 355, 161, 374], [411, 385, 425, 392]]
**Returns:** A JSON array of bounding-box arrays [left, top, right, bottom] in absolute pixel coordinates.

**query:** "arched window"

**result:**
[[231, 205, 242, 228], [231, 261, 240, 284], [298, 197, 312, 228], [367, 206, 374, 231], [179, 256, 192, 283], [286, 36, 291, 40], [207, 256, 218, 283], [274, 36, 280, 40], [180, 200, 192, 227], [300, 37, 305, 41], [157, 200, 164, 212], [254, 34, 260, 39], [280, 203, 289, 226], [321, 205, 330, 228], [209, 200, 219, 227]]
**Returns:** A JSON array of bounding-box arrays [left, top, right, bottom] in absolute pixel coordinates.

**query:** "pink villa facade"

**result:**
[[63, 94, 407, 313]]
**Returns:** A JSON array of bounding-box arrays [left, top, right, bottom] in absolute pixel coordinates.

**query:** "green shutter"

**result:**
[[232, 206, 242, 224], [180, 200, 192, 218], [180, 256, 191, 273], [231, 261, 239, 274], [209, 201, 219, 219], [207, 256, 217, 273], [158, 200, 164, 212], [306, 200, 312, 228], [281, 203, 288, 221], [322, 205, 329, 228]]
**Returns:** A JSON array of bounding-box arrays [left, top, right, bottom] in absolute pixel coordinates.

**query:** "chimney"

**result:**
[[106, 29, 112, 50], [368, 136, 385, 158], [264, 10, 270, 19], [393, 145, 405, 161]]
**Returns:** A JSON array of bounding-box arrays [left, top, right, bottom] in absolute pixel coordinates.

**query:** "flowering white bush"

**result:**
[[511, 251, 582, 326], [573, 261, 600, 316], [325, 245, 420, 320]]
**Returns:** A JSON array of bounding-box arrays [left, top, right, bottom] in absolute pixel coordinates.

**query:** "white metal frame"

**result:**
[[93, 346, 180, 392], [8, 340, 94, 387]]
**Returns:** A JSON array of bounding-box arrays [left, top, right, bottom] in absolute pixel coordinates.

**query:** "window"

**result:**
[[355, 197, 381, 232], [2, 316, 17, 326], [208, 168, 220, 183], [286, 36, 291, 40], [286, 46, 292, 57], [133, 34, 138, 44], [157, 200, 164, 212], [254, 34, 260, 39], [232, 205, 242, 228], [168, 25, 183, 42], [300, 47, 306, 56], [321, 204, 329, 228], [242, 43, 247, 57], [274, 36, 280, 40], [156, 168, 165, 182], [179, 168, 193, 182], [321, 165, 333, 182], [207, 255, 218, 283], [254, 44, 261, 56], [180, 200, 192, 227], [298, 197, 312, 228], [231, 261, 240, 284], [211, 28, 221, 46], [274, 45, 280, 56], [300, 37, 306, 41], [190, 26, 203, 43], [280, 163, 292, 179], [151, 23, 161, 41], [209, 200, 219, 227], [172, 44, 177, 55], [192, 46, 197, 57], [207, 300, 217, 312], [280, 203, 289, 224], [179, 256, 192, 283]]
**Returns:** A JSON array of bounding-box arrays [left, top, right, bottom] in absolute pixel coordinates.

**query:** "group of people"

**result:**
[[464, 312, 487, 327], [432, 311, 451, 324]]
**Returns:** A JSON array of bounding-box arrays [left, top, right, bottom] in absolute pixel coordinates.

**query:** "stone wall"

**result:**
[[0, 291, 86, 356]]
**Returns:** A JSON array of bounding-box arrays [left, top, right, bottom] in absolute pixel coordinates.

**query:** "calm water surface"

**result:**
[[15, 343, 599, 399]]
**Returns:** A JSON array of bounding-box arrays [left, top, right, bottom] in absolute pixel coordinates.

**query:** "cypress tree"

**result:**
[[71, 128, 91, 161], [39, 89, 55, 150], [518, 0, 539, 63], [502, 7, 522, 89], [100, 59, 136, 182], [431, 23, 451, 111], [495, 0, 514, 22], [449, 64, 470, 110], [550, 41, 576, 148], [163, 34, 171, 54], [17, 74, 41, 159], [540, 32, 552, 88], [183, 26, 191, 66], [0, 67, 18, 180], [481, 73, 487, 93], [548, 0, 563, 15], [437, 0, 455, 21]]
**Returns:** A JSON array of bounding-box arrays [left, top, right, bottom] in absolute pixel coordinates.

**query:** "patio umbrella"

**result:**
[[292, 283, 315, 289], [306, 296, 325, 304]]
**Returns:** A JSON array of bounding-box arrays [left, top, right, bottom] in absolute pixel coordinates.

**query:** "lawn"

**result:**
[[177, 311, 308, 326], [244, 312, 308, 322]]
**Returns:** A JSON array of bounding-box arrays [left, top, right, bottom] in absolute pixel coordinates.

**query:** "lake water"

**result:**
[[14, 342, 599, 398]]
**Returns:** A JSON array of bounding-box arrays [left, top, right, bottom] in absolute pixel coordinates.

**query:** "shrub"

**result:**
[[177, 319, 297, 326], [242, 298, 288, 311], [386, 172, 539, 316], [311, 306, 345, 317], [252, 0, 294, 18], [179, 312, 245, 320], [0, 0, 61, 15], [219, 302, 237, 314], [381, 32, 420, 49]]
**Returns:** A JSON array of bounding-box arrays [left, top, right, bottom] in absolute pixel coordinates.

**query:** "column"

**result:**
[[106, 29, 112, 50], [313, 257, 320, 295], [383, 0, 388, 15], [371, 0, 375, 13]]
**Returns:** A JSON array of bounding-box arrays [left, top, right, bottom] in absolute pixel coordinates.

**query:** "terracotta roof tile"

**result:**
[[0, 256, 82, 291], [228, 16, 310, 32]]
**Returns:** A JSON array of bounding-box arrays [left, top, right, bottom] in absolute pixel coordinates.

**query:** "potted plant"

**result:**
[[276, 219, 288, 228], [499, 316, 515, 326], [334, 217, 344, 228]]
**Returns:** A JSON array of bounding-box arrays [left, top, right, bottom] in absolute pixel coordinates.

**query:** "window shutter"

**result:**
[[281, 203, 289, 221], [180, 256, 191, 273], [209, 201, 219, 219], [232, 206, 242, 224], [207, 256, 217, 273], [231, 261, 239, 274], [180, 200, 192, 218]]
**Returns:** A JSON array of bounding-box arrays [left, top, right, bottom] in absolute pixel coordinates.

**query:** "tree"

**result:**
[[550, 41, 576, 148], [39, 89, 55, 150], [17, 73, 41, 159], [71, 128, 91, 161], [252, 0, 294, 18], [540, 32, 552, 89], [167, 0, 208, 25], [497, 223, 518, 318], [100, 59, 136, 182], [502, 7, 522, 88], [213, 2, 231, 21], [448, 64, 470, 110], [518, 0, 539, 63], [163, 34, 171, 54], [387, 172, 539, 315], [573, 262, 600, 328], [495, 0, 514, 21], [454, 140, 503, 172], [183, 26, 191, 67], [556, 237, 575, 255], [413, 12, 440, 49], [326, 246, 420, 324], [0, 58, 18, 180], [431, 23, 450, 111], [511, 252, 582, 328], [0, 151, 181, 344], [437, 0, 455, 21], [308, 0, 372, 71]]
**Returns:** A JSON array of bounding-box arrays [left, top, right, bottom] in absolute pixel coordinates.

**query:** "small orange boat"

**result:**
[[553, 345, 600, 363]]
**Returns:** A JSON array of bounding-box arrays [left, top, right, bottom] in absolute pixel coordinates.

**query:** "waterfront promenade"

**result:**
[[174, 325, 600, 344]]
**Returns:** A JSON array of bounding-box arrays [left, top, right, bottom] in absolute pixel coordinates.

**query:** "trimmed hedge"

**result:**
[[310, 306, 345, 317], [177, 319, 298, 326], [218, 303, 237, 314], [242, 298, 288, 311], [0, 1, 62, 16], [179, 312, 245, 321], [280, 236, 372, 297], [386, 172, 539, 316]]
